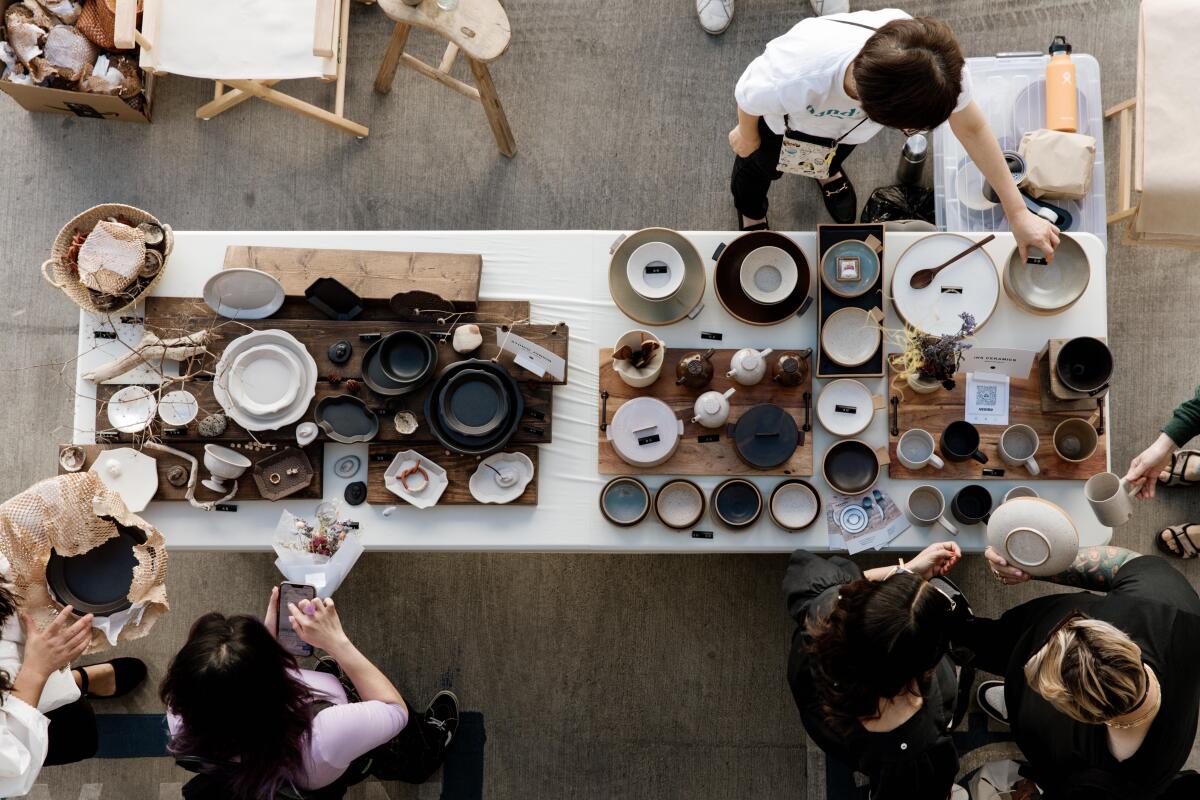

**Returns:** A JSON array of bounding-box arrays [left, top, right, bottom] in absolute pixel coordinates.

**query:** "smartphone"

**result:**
[[277, 582, 316, 657]]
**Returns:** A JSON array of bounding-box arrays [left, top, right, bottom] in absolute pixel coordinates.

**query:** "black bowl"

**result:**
[[438, 368, 510, 438], [1055, 336, 1112, 393], [46, 522, 146, 616], [822, 439, 881, 495], [712, 479, 763, 528], [425, 360, 524, 455], [361, 331, 437, 396]]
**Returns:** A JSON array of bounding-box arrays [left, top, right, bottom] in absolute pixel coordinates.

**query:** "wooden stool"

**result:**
[[374, 0, 515, 157]]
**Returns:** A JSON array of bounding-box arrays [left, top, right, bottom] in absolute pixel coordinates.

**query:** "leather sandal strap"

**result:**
[[1166, 450, 1200, 486], [1166, 524, 1200, 557]]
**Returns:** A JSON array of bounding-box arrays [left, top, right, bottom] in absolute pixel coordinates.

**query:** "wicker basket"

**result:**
[[41, 203, 174, 316]]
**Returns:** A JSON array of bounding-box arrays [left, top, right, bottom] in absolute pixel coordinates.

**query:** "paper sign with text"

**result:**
[[960, 347, 1037, 379], [495, 330, 566, 381]]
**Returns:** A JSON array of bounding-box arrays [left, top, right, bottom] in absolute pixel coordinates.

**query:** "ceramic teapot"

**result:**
[[985, 496, 1079, 577], [691, 388, 736, 428], [772, 349, 812, 387], [726, 347, 773, 386], [675, 349, 715, 389]]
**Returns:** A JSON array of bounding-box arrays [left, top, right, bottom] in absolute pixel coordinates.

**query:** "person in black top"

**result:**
[[969, 546, 1200, 799], [783, 542, 971, 800]]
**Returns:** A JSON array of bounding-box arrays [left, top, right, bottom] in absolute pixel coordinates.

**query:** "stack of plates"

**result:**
[[214, 330, 318, 431], [609, 228, 706, 325], [424, 359, 524, 456], [714, 231, 811, 325]]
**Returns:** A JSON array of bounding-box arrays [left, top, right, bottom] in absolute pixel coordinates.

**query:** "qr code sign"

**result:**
[[974, 384, 998, 408]]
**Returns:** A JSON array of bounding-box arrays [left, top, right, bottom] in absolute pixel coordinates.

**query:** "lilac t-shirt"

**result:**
[[167, 668, 408, 790]]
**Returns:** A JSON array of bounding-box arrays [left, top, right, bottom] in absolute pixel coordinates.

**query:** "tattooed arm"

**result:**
[[1043, 546, 1142, 590]]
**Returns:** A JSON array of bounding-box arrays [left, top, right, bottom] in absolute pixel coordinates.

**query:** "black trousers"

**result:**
[[44, 697, 98, 766], [729, 117, 857, 220]]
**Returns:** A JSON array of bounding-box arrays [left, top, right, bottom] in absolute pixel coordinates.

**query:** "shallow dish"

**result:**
[[1003, 234, 1090, 314], [891, 233, 999, 335], [158, 390, 199, 426], [469, 452, 535, 504], [384, 450, 449, 509], [251, 448, 315, 501], [609, 228, 706, 326], [439, 368, 510, 438], [816, 379, 881, 437], [653, 478, 706, 530], [203, 268, 285, 320], [425, 360, 524, 456], [600, 476, 651, 526], [46, 522, 145, 617], [769, 479, 821, 531], [821, 239, 880, 298], [314, 395, 379, 444], [213, 329, 318, 431], [107, 386, 157, 434], [378, 330, 437, 385], [821, 307, 882, 367], [229, 344, 303, 417], [739, 245, 798, 305], [714, 231, 812, 326], [627, 241, 686, 300]]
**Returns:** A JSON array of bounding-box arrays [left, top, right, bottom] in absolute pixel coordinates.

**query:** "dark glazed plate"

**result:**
[[729, 404, 799, 470], [438, 369, 509, 437], [425, 360, 524, 456], [47, 522, 146, 616], [315, 395, 379, 443], [361, 331, 438, 397]]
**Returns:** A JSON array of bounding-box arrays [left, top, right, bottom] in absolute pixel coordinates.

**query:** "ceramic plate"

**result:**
[[609, 229, 706, 326], [229, 345, 303, 417], [213, 330, 318, 431], [425, 360, 524, 456], [46, 522, 145, 616], [469, 452, 535, 504], [714, 231, 812, 326], [1004, 234, 1089, 313], [439, 369, 509, 438], [203, 268, 285, 319], [816, 379, 876, 437], [626, 241, 686, 300], [821, 239, 880, 298], [314, 395, 379, 444], [158, 390, 199, 426], [891, 233, 999, 335], [821, 308, 881, 367], [107, 386, 157, 434], [384, 450, 449, 509]]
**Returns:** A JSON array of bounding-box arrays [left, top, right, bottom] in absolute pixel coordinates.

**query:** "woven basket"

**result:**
[[41, 203, 174, 316], [78, 0, 142, 51]]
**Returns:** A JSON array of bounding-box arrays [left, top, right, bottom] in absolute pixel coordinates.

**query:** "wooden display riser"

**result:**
[[816, 224, 885, 379], [597, 347, 813, 477], [364, 444, 538, 506], [887, 360, 1106, 481], [1039, 337, 1109, 411], [56, 442, 323, 502]]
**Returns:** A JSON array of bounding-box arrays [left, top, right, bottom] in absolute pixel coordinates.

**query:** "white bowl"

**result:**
[[821, 307, 881, 367], [739, 245, 798, 305], [626, 241, 685, 300], [158, 390, 199, 426], [202, 444, 251, 493], [107, 386, 157, 434], [816, 379, 879, 437]]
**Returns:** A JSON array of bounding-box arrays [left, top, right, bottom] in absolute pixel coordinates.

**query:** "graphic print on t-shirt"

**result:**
[[806, 105, 860, 119]]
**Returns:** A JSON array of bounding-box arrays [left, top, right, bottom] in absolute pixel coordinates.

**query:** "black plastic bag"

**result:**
[[860, 184, 935, 224]]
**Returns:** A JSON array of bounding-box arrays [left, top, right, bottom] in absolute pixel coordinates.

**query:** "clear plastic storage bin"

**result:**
[[933, 53, 1106, 247]]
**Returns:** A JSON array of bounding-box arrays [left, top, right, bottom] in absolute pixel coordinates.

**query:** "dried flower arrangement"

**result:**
[[889, 312, 976, 391], [276, 503, 358, 558]]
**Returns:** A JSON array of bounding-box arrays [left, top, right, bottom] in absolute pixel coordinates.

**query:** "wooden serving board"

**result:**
[[364, 444, 538, 506], [223, 246, 483, 308], [56, 443, 323, 502], [886, 360, 1106, 481], [597, 347, 813, 477], [1043, 337, 1109, 404], [142, 297, 568, 385]]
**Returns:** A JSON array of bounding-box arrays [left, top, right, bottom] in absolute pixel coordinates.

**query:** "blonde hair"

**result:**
[[1023, 617, 1147, 725]]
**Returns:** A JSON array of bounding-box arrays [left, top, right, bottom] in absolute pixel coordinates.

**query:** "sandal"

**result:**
[[74, 657, 147, 699], [1156, 523, 1200, 559], [1159, 450, 1200, 487]]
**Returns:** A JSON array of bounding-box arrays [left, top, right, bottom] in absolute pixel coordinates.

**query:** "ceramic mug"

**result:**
[[897, 429, 945, 471], [1053, 418, 1099, 463], [951, 484, 993, 525], [1004, 485, 1040, 503], [906, 485, 958, 535], [940, 420, 988, 464], [999, 424, 1041, 476], [1084, 472, 1139, 527]]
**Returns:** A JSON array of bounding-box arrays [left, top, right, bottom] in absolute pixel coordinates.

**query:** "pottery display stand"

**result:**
[[816, 223, 886, 378], [364, 444, 538, 506], [57, 443, 323, 502], [597, 347, 813, 477], [1041, 337, 1110, 402], [886, 359, 1106, 481]]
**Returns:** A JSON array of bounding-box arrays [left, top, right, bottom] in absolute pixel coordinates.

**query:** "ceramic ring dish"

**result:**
[[711, 479, 763, 528], [769, 479, 821, 532], [713, 231, 812, 325], [384, 450, 449, 508], [214, 329, 318, 431], [202, 268, 285, 320], [821, 307, 883, 368], [816, 379, 883, 438], [890, 233, 999, 335], [600, 476, 651, 526], [609, 228, 706, 325], [1003, 234, 1090, 314], [361, 330, 438, 396], [821, 239, 880, 299], [424, 359, 524, 456], [653, 478, 706, 530]]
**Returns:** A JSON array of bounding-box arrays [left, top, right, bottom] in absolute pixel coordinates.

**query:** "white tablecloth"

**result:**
[[73, 231, 1112, 552]]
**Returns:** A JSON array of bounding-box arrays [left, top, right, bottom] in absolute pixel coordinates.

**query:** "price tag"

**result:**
[[93, 331, 117, 340], [643, 262, 669, 275], [834, 404, 858, 414], [982, 468, 1005, 477], [371, 453, 393, 462], [526, 409, 546, 421], [700, 331, 723, 341], [521, 425, 544, 437], [214, 503, 238, 513], [637, 434, 661, 446], [691, 530, 714, 539], [118, 316, 144, 325], [164, 427, 188, 436], [698, 434, 720, 443], [359, 333, 382, 342], [496, 330, 566, 381]]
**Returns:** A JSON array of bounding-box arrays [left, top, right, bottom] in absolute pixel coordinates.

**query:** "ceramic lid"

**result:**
[[821, 239, 880, 298], [731, 404, 799, 470], [1004, 235, 1089, 313], [816, 379, 875, 437], [891, 233, 999, 335], [89, 447, 158, 513], [203, 268, 285, 320], [608, 397, 683, 467], [986, 496, 1079, 576], [714, 231, 812, 326], [610, 229, 706, 326], [821, 307, 881, 367]]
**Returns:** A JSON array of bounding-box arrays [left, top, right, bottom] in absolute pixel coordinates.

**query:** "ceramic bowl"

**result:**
[[314, 395, 379, 444], [202, 444, 251, 493], [769, 480, 821, 531], [986, 496, 1079, 576], [469, 452, 535, 504], [821, 239, 880, 298], [1004, 234, 1089, 314], [712, 479, 763, 528], [157, 390, 199, 426], [738, 245, 798, 305], [609, 229, 706, 326], [600, 476, 651, 526], [107, 386, 157, 434], [378, 330, 438, 386], [821, 307, 881, 367], [816, 379, 880, 437], [202, 268, 285, 319], [439, 369, 510, 438], [822, 439, 886, 496], [611, 330, 665, 388], [229, 344, 303, 416], [1055, 337, 1112, 393], [653, 479, 706, 530], [384, 450, 449, 509], [627, 241, 686, 300]]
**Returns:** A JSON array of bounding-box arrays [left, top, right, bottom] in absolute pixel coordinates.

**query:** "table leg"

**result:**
[[467, 57, 516, 158], [374, 22, 412, 94]]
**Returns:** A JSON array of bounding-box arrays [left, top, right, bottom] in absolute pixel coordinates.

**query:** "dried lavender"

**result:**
[[916, 312, 976, 387]]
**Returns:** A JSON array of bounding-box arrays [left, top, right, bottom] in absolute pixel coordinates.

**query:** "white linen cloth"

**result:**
[[734, 8, 973, 144], [144, 0, 334, 81]]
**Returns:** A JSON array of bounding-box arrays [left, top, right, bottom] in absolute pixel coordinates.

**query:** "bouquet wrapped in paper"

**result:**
[[272, 502, 363, 598]]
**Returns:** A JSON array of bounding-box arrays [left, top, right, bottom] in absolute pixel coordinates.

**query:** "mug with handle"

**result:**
[[940, 420, 989, 464], [999, 424, 1041, 476], [906, 485, 958, 536], [897, 428, 945, 471], [1053, 417, 1099, 463], [1084, 472, 1139, 527], [951, 484, 994, 525]]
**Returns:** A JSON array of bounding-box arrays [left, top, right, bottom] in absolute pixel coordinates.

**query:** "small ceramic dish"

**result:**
[[251, 448, 315, 501], [158, 390, 199, 426], [384, 450, 448, 509], [712, 479, 763, 528], [599, 476, 651, 526], [59, 445, 86, 473], [1003, 234, 1089, 314], [89, 447, 159, 513], [334, 455, 362, 479], [738, 245, 798, 305], [821, 307, 882, 367], [202, 268, 285, 319], [816, 379, 882, 437], [769, 479, 821, 531], [107, 386, 157, 434], [627, 241, 686, 300], [821, 239, 880, 298], [314, 395, 379, 444], [653, 478, 706, 530], [469, 451, 535, 504], [229, 345, 303, 416]]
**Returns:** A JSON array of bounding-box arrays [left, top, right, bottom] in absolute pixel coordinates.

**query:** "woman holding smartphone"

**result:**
[[162, 588, 459, 799]]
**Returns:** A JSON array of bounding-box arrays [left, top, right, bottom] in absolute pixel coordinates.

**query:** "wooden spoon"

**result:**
[[908, 234, 996, 289]]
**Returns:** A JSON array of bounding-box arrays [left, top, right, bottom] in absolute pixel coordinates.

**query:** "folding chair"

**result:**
[[114, 0, 368, 138]]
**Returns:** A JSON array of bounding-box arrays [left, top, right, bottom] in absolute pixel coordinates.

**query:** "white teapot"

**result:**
[[725, 347, 773, 386], [691, 388, 736, 428]]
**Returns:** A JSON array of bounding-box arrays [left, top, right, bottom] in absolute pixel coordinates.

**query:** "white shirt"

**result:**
[[734, 8, 974, 145]]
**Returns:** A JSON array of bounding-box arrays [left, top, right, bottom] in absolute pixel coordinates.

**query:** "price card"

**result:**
[[495, 330, 566, 381]]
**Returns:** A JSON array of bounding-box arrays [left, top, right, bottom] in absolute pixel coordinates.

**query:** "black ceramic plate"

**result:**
[[46, 523, 146, 616], [712, 479, 763, 528], [361, 332, 437, 397], [380, 331, 437, 384], [315, 394, 380, 443], [438, 369, 509, 437], [823, 440, 879, 495], [714, 231, 811, 326], [425, 360, 524, 456], [730, 404, 799, 470]]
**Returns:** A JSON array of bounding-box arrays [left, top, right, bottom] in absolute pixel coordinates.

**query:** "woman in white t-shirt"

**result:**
[[730, 10, 1059, 262]]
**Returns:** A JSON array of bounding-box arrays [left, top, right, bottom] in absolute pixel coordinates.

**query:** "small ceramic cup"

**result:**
[[612, 330, 665, 389], [769, 480, 821, 532], [1084, 472, 1139, 527], [1004, 485, 1040, 503], [599, 476, 651, 527], [897, 428, 945, 471], [711, 479, 763, 529], [951, 484, 993, 526], [654, 479, 706, 530], [999, 424, 1041, 476], [905, 485, 958, 536], [1053, 418, 1099, 463]]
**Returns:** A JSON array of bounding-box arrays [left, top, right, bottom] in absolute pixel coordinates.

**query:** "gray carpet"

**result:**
[[3, 0, 1198, 797]]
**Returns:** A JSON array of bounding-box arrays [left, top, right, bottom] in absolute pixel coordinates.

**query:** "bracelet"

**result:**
[[399, 464, 429, 491]]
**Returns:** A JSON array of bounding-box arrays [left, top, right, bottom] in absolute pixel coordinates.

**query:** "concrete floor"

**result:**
[[3, 0, 1199, 797]]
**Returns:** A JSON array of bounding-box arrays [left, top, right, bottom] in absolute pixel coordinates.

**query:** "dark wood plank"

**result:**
[[364, 444, 538, 506], [597, 347, 814, 477], [56, 442, 323, 502]]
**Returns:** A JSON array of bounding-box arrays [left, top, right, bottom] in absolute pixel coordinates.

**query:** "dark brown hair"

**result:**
[[852, 17, 966, 131], [0, 586, 17, 698], [806, 572, 953, 731]]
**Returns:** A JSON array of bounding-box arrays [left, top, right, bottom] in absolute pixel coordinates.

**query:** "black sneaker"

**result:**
[[817, 171, 857, 224], [738, 215, 770, 232], [976, 680, 1009, 726], [423, 690, 460, 748]]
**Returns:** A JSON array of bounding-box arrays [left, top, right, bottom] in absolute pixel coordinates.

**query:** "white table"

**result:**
[[72, 231, 1112, 552]]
